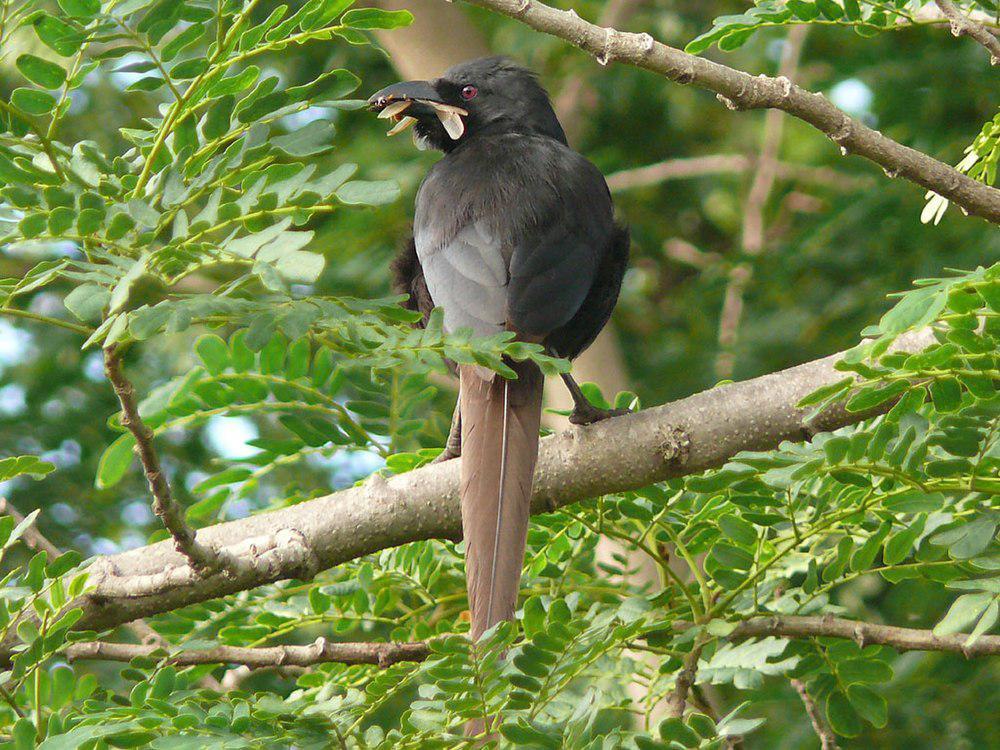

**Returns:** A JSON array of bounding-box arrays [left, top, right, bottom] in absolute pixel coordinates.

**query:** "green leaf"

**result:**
[[929, 376, 962, 412], [847, 684, 888, 728], [879, 286, 948, 335], [850, 521, 891, 571], [931, 516, 997, 560], [816, 0, 843, 19], [195, 334, 231, 375], [57, 0, 100, 18], [658, 717, 701, 746], [64, 284, 109, 322], [336, 180, 400, 206], [11, 88, 56, 116], [0, 456, 55, 482], [32, 16, 85, 57], [933, 591, 994, 635], [883, 515, 925, 565], [202, 95, 235, 141], [787, 0, 820, 20], [845, 380, 909, 412], [966, 599, 999, 647], [210, 66, 261, 97], [341, 7, 412, 28], [96, 433, 136, 489], [16, 54, 67, 88], [798, 376, 853, 408], [826, 690, 862, 737], [719, 514, 757, 547], [837, 658, 892, 685], [710, 542, 753, 571], [272, 119, 336, 156]]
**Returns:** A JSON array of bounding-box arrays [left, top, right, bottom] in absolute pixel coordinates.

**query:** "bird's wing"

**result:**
[[414, 136, 613, 341], [415, 217, 510, 338]]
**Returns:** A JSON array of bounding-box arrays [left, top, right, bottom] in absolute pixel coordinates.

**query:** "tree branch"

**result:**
[[0, 498, 61, 558], [606, 154, 869, 193], [664, 640, 704, 718], [0, 329, 937, 664], [791, 679, 840, 750], [103, 346, 218, 572], [675, 614, 1000, 657], [0, 498, 224, 689], [67, 637, 430, 669], [934, 0, 1000, 64], [460, 0, 1000, 224]]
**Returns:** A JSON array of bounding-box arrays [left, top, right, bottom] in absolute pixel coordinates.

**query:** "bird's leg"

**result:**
[[556, 368, 631, 426], [431, 402, 462, 462]]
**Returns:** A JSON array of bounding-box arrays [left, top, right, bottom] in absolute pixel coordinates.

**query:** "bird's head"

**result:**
[[367, 56, 566, 152]]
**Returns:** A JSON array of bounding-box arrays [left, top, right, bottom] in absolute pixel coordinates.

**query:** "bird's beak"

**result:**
[[367, 80, 468, 140]]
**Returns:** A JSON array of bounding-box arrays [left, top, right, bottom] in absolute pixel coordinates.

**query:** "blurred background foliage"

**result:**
[[0, 0, 997, 747]]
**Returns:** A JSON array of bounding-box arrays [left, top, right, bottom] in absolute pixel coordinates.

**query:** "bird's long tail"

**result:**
[[459, 360, 543, 642]]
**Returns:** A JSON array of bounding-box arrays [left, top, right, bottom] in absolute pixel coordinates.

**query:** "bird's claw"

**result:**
[[568, 404, 631, 426], [431, 447, 461, 464]]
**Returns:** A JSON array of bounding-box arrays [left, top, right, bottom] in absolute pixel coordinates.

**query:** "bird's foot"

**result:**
[[431, 446, 461, 464], [568, 403, 631, 426]]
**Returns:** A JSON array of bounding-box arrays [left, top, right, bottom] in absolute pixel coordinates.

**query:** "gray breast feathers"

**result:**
[[414, 218, 511, 337]]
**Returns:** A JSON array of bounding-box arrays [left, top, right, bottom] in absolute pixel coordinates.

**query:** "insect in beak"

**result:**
[[375, 98, 468, 140]]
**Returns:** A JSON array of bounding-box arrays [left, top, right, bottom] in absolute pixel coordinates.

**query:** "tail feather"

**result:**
[[459, 362, 543, 642]]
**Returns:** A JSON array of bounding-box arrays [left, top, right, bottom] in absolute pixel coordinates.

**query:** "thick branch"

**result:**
[[67, 637, 430, 669], [676, 614, 1000, 657], [0, 499, 223, 688], [103, 347, 217, 571], [460, 0, 1000, 224], [792, 679, 840, 750], [935, 0, 1000, 64], [0, 330, 936, 662]]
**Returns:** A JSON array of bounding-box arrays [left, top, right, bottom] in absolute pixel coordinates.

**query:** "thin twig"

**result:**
[[103, 346, 218, 572], [934, 0, 1000, 64], [0, 499, 223, 689], [792, 679, 840, 749], [0, 100, 67, 182], [67, 637, 431, 669], [715, 25, 809, 380], [0, 499, 61, 558], [0, 684, 24, 718], [606, 154, 869, 192], [663, 238, 723, 270], [672, 614, 1000, 657], [664, 640, 704, 718]]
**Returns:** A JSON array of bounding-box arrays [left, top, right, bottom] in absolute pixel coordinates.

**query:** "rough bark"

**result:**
[[717, 614, 1000, 657], [67, 638, 430, 669], [934, 0, 1000, 64]]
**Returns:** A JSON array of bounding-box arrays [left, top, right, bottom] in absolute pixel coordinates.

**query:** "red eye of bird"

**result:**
[[460, 85, 478, 100]]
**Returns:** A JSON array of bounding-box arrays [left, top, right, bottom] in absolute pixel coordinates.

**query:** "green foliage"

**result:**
[[0, 0, 996, 747], [686, 1, 999, 54]]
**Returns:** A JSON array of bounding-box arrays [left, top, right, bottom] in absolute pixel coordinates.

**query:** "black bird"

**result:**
[[369, 56, 629, 644]]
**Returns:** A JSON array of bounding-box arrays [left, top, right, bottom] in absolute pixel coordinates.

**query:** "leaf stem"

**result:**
[[0, 307, 92, 335], [0, 100, 67, 182]]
